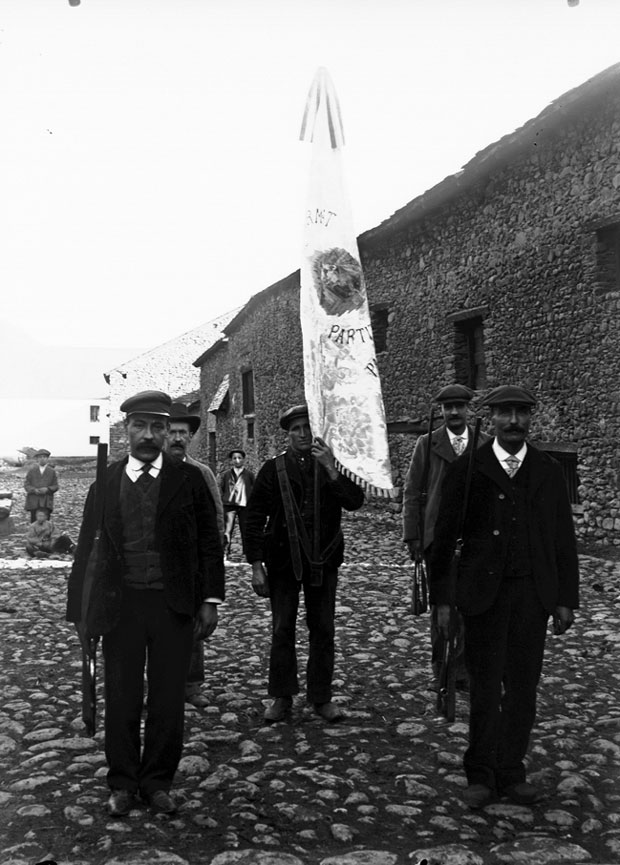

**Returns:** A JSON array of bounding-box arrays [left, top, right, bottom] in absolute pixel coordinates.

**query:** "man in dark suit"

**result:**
[[66, 391, 224, 817], [403, 385, 490, 687], [245, 404, 364, 724], [430, 385, 579, 809], [24, 449, 59, 522]]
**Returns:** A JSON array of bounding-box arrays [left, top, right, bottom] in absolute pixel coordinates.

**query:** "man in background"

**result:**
[[403, 385, 489, 688], [219, 448, 255, 556], [168, 402, 225, 708], [24, 448, 59, 522]]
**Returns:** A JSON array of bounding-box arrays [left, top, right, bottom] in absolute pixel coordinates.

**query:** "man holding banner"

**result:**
[[245, 404, 364, 723]]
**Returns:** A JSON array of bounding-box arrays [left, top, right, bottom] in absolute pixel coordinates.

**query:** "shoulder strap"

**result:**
[[275, 455, 341, 583], [275, 455, 304, 581]]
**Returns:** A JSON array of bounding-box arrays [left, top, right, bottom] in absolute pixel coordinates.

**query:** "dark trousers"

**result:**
[[267, 565, 338, 704], [102, 589, 194, 796], [463, 576, 548, 791], [224, 504, 247, 553]]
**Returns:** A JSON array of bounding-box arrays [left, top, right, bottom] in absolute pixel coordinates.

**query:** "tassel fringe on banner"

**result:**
[[299, 66, 345, 149], [334, 457, 396, 500]]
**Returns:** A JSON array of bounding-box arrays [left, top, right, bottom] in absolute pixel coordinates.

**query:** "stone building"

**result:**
[[195, 64, 620, 547], [106, 309, 240, 458]]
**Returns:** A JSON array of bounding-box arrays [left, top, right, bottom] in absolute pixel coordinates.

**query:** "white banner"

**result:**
[[299, 67, 394, 497]]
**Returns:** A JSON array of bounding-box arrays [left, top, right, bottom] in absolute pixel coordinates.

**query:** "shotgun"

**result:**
[[411, 406, 434, 615], [77, 442, 108, 736], [437, 416, 482, 721]]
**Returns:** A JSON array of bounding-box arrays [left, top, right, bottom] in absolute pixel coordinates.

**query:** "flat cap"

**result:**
[[480, 385, 536, 408], [33, 449, 51, 458], [169, 402, 201, 433], [120, 390, 172, 417], [228, 448, 246, 459], [280, 403, 309, 430], [434, 384, 474, 403]]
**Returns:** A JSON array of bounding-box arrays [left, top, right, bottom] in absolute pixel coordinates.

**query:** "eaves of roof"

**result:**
[[221, 270, 300, 338], [193, 337, 228, 369], [359, 61, 620, 247]]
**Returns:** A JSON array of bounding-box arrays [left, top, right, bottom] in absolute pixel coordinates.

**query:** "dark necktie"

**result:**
[[138, 463, 154, 487]]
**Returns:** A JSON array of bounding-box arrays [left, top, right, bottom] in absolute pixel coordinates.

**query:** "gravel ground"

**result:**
[[1, 466, 620, 865]]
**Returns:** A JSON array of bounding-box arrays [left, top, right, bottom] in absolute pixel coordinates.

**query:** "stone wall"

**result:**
[[195, 73, 620, 547], [357, 84, 620, 544], [107, 311, 239, 459], [198, 273, 304, 478]]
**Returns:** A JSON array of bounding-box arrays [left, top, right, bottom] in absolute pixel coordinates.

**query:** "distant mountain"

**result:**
[[0, 321, 146, 399]]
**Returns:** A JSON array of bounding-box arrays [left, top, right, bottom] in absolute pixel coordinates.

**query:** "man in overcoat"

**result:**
[[167, 401, 225, 708], [402, 384, 490, 686], [430, 385, 579, 809], [244, 404, 364, 724], [66, 391, 224, 817], [24, 449, 59, 522]]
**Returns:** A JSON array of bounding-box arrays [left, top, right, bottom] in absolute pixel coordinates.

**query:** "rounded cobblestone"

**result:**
[[1, 468, 620, 864]]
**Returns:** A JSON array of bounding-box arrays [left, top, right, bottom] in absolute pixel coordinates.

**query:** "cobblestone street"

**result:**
[[1, 467, 620, 865]]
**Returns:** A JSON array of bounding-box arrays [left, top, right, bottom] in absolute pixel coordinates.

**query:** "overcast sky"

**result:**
[[1, 0, 620, 354]]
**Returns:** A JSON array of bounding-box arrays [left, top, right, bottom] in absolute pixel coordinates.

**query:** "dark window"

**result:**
[[90, 405, 100, 422], [453, 316, 486, 390], [208, 432, 216, 470], [370, 305, 389, 353], [89, 436, 100, 445], [247, 420, 255, 440], [596, 223, 620, 293], [242, 369, 255, 415]]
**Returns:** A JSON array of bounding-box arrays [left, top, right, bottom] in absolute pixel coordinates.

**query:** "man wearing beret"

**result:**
[[430, 385, 579, 809], [66, 390, 225, 817], [244, 404, 364, 723], [24, 449, 59, 522], [403, 385, 490, 689], [167, 402, 225, 709], [219, 448, 255, 558]]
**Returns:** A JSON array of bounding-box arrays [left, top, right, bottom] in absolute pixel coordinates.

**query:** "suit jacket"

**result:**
[[24, 464, 59, 513], [402, 424, 490, 549], [66, 452, 225, 635], [244, 449, 364, 572], [186, 454, 225, 543], [219, 467, 255, 508], [429, 440, 579, 616]]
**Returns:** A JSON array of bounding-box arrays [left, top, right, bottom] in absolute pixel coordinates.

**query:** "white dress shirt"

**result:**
[[492, 439, 528, 475]]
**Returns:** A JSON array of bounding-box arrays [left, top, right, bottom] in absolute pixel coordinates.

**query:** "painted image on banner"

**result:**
[[311, 247, 365, 316]]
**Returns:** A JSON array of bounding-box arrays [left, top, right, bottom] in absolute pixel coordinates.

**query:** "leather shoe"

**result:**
[[185, 692, 209, 708], [264, 696, 292, 722], [462, 784, 494, 809], [107, 789, 135, 817], [146, 789, 177, 814], [502, 781, 542, 805], [314, 701, 344, 723]]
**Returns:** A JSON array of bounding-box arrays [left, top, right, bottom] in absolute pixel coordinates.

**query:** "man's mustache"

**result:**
[[504, 426, 526, 433]]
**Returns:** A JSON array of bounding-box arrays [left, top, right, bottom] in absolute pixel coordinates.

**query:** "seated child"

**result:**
[[25, 508, 53, 557]]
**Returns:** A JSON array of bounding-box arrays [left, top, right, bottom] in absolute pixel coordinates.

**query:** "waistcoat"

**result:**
[[119, 471, 164, 589], [503, 459, 532, 578]]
